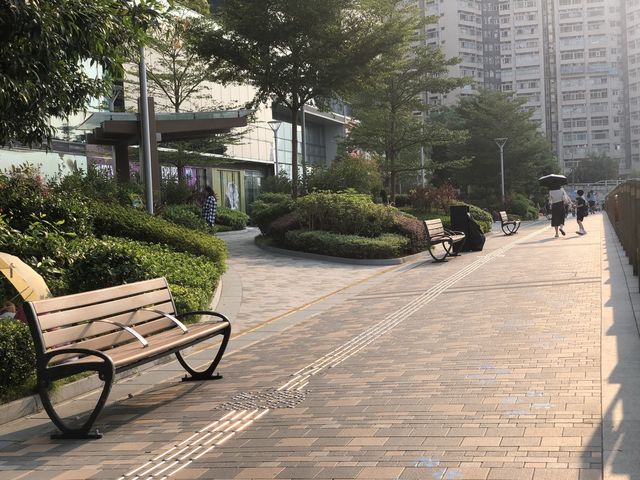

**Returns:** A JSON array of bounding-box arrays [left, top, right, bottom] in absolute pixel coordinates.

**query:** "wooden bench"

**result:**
[[24, 277, 231, 439], [499, 210, 521, 236], [423, 219, 466, 262]]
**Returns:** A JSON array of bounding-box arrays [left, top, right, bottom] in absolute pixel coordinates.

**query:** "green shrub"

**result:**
[[250, 193, 295, 234], [306, 152, 382, 196], [261, 171, 292, 194], [216, 207, 249, 230], [394, 194, 411, 207], [283, 230, 410, 259], [66, 237, 221, 313], [0, 320, 36, 396], [161, 204, 208, 231], [507, 193, 539, 221], [295, 191, 395, 237], [0, 164, 93, 236], [0, 214, 75, 295], [161, 178, 195, 206], [91, 202, 227, 265], [57, 165, 145, 208], [454, 202, 493, 233], [268, 212, 300, 242]]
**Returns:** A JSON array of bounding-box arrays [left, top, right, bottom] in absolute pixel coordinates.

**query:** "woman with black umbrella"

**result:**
[[539, 174, 570, 238]]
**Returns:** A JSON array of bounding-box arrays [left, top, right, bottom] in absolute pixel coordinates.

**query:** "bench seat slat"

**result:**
[[42, 301, 175, 349], [33, 278, 169, 314], [36, 290, 173, 331], [54, 321, 229, 371]]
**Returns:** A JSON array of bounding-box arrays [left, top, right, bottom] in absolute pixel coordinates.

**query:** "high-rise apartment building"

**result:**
[[419, 0, 636, 176]]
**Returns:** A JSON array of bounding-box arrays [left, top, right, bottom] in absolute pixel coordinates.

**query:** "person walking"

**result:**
[[201, 186, 217, 227], [549, 186, 570, 237], [574, 189, 588, 235]]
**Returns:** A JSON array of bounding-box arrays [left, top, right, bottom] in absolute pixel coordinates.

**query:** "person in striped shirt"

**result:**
[[201, 186, 217, 227]]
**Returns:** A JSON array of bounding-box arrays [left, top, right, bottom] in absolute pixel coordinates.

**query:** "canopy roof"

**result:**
[[77, 109, 251, 145]]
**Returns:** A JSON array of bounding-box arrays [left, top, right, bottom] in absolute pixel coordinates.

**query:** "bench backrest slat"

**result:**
[[499, 211, 509, 222], [37, 289, 172, 331], [41, 300, 175, 350], [32, 277, 169, 314], [424, 219, 446, 240], [27, 278, 178, 356]]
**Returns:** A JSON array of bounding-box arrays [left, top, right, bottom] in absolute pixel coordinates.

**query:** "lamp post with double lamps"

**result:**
[[494, 137, 508, 205], [268, 120, 282, 175]]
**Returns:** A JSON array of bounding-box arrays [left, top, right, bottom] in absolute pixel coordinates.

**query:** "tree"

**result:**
[[307, 150, 383, 197], [0, 0, 161, 146], [190, 0, 416, 197], [451, 89, 556, 204], [345, 33, 470, 202], [127, 5, 249, 183], [572, 152, 619, 183]]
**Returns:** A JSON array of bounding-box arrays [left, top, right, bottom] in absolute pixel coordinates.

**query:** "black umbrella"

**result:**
[[538, 174, 567, 189]]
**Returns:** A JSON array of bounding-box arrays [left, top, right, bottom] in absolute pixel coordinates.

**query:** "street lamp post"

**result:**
[[494, 137, 508, 205], [268, 120, 282, 175]]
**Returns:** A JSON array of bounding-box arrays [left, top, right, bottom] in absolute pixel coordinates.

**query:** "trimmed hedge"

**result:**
[[66, 237, 221, 314], [283, 230, 410, 259], [295, 191, 395, 237], [393, 214, 428, 254], [161, 204, 208, 231], [91, 202, 227, 265], [250, 193, 295, 235], [0, 319, 36, 396], [216, 207, 249, 230]]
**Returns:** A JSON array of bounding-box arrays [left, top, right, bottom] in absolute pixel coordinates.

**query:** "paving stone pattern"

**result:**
[[0, 216, 620, 479]]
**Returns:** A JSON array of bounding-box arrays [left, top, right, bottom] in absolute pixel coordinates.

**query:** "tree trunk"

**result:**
[[290, 107, 299, 198]]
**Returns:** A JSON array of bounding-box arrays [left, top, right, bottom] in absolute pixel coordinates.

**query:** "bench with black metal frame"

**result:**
[[499, 210, 521, 236], [424, 219, 466, 262], [25, 277, 231, 440]]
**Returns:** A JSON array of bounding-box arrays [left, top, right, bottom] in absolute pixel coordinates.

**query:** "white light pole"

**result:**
[[268, 120, 282, 175], [495, 137, 508, 205]]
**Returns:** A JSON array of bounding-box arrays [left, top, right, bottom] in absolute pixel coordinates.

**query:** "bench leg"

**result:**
[[428, 240, 454, 262], [40, 365, 114, 440], [176, 326, 231, 381]]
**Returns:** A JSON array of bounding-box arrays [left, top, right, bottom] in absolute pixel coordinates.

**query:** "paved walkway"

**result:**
[[0, 214, 639, 479]]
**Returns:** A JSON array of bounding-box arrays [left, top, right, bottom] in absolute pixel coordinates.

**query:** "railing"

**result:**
[[606, 180, 640, 291]]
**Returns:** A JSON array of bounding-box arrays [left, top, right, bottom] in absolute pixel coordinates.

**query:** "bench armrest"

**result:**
[[175, 310, 231, 325], [42, 347, 113, 368], [92, 319, 148, 348], [139, 307, 189, 333], [445, 229, 465, 236]]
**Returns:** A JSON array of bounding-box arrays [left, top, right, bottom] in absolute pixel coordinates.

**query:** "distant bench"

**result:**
[[25, 277, 231, 439], [499, 211, 521, 236], [424, 219, 466, 262]]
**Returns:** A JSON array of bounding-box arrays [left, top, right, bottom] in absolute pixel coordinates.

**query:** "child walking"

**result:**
[[575, 189, 588, 235]]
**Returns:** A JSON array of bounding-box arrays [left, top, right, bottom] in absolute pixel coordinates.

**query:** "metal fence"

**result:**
[[606, 179, 640, 292]]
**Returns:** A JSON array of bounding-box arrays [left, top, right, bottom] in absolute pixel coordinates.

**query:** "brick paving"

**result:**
[[0, 214, 638, 479]]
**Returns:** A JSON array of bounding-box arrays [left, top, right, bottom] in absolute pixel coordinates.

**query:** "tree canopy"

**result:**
[[345, 29, 470, 201], [0, 0, 162, 146], [449, 89, 557, 203], [571, 152, 619, 183], [190, 0, 417, 196]]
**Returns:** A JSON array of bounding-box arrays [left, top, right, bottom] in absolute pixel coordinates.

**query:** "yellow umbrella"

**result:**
[[0, 252, 52, 302]]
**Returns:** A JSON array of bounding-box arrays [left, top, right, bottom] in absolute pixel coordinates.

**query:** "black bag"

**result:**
[[466, 213, 486, 251]]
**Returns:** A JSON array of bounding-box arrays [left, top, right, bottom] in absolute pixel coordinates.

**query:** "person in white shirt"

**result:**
[[548, 187, 570, 238]]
